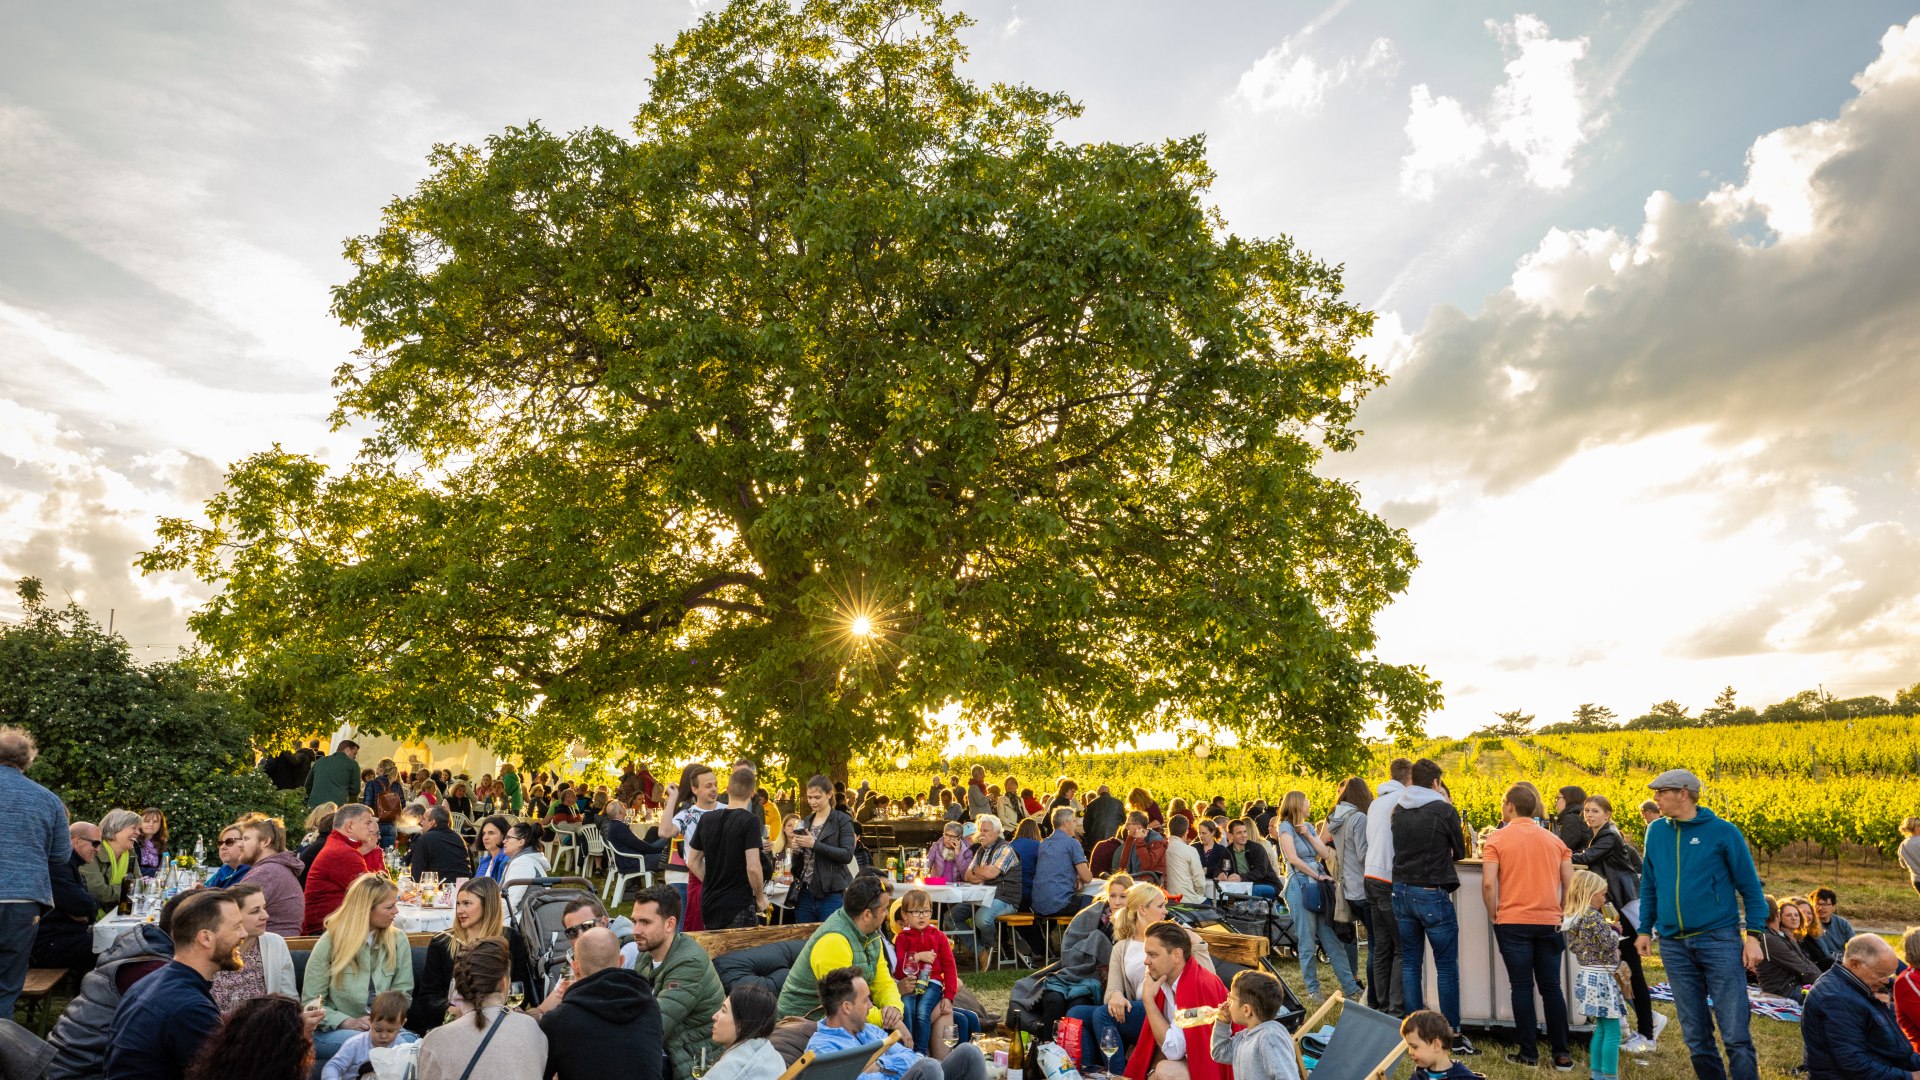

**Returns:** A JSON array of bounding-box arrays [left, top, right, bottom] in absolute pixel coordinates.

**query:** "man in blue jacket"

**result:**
[[1801, 933, 1919, 1080], [1634, 769, 1767, 1080]]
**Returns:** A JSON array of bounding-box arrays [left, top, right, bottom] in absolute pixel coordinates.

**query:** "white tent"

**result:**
[[326, 724, 504, 777]]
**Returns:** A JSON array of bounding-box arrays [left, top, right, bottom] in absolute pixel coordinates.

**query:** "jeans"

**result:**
[[0, 905, 38, 1020], [905, 981, 948, 1051], [378, 821, 396, 850], [312, 1026, 360, 1065], [903, 1042, 987, 1080], [794, 890, 844, 923], [967, 898, 1016, 944], [1364, 878, 1403, 1013], [1287, 873, 1361, 997], [1039, 892, 1092, 920], [1067, 998, 1143, 1070], [1245, 883, 1277, 900], [1343, 895, 1367, 987], [1658, 927, 1757, 1080], [1392, 883, 1460, 1029], [1493, 923, 1569, 1059]]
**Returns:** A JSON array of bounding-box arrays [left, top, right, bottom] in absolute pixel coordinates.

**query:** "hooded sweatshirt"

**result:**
[[248, 849, 308, 937], [1362, 779, 1405, 883], [1637, 806, 1767, 940], [1390, 787, 1465, 890], [539, 966, 665, 1080]]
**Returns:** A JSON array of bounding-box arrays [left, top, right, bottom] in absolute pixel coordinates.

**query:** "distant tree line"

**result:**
[[1475, 682, 1920, 738]]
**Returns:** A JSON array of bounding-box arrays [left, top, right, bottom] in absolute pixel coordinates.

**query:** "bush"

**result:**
[[0, 579, 292, 851]]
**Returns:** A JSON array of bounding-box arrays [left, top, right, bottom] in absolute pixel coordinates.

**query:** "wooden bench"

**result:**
[[18, 967, 73, 1035]]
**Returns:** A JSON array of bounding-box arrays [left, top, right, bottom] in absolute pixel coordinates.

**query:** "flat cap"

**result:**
[[1646, 768, 1701, 795]]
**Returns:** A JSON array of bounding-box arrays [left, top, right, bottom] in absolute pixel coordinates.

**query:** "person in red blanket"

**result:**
[[301, 803, 386, 934], [1126, 921, 1234, 1080]]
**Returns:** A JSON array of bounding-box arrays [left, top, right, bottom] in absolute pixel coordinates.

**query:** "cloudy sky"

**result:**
[[4, 1, 1919, 738]]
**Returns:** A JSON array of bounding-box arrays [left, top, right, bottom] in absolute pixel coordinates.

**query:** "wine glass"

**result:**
[[942, 1026, 960, 1053], [690, 1047, 708, 1080], [1099, 1026, 1121, 1070]]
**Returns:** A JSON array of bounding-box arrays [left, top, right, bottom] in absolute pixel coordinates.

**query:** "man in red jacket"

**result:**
[[1126, 921, 1233, 1080], [301, 803, 385, 934]]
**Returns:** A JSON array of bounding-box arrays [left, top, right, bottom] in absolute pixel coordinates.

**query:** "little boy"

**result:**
[[1209, 970, 1300, 1080], [322, 991, 419, 1080], [1400, 1010, 1485, 1080]]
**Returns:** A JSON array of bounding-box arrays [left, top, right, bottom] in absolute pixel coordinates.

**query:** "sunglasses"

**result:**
[[219, 838, 243, 847], [562, 920, 607, 939]]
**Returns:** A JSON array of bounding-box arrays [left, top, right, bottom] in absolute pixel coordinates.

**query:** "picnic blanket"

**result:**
[[1648, 982, 1804, 1023]]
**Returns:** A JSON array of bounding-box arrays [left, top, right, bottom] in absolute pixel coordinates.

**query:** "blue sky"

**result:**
[[3, 1, 1919, 738]]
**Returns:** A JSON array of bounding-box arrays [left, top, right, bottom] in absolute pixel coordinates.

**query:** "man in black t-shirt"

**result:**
[[688, 766, 767, 929]]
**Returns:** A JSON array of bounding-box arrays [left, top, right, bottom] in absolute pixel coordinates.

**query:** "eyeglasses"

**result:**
[[219, 839, 242, 847], [562, 919, 608, 939], [903, 908, 932, 918]]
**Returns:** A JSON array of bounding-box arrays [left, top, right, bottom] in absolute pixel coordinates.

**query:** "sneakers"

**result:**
[[1621, 1034, 1656, 1055], [1651, 1011, 1669, 1043], [1552, 1053, 1574, 1072], [1504, 1051, 1539, 1067], [1452, 1035, 1480, 1057]]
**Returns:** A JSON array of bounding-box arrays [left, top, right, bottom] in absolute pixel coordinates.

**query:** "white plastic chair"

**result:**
[[579, 824, 607, 877], [602, 835, 655, 908]]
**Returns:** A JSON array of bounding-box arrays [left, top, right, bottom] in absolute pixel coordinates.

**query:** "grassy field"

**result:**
[[962, 944, 1823, 1080]]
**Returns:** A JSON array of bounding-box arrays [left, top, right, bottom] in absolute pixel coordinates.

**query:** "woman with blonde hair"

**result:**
[[1273, 789, 1360, 1001], [307, 873, 415, 1066], [1899, 817, 1920, 898], [1125, 787, 1164, 830], [1561, 870, 1626, 1080], [1063, 883, 1211, 1069], [409, 876, 512, 1034], [1784, 896, 1832, 972]]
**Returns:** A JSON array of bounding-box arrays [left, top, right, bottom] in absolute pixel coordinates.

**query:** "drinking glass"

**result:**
[[691, 1047, 708, 1080], [1099, 1027, 1120, 1068]]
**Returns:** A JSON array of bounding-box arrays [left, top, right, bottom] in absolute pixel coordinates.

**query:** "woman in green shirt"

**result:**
[[82, 808, 141, 915]]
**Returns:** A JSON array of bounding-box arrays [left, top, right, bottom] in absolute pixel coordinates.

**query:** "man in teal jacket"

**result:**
[[304, 740, 361, 809], [1634, 768, 1766, 1080]]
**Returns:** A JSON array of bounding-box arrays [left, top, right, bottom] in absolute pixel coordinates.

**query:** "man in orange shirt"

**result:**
[[1481, 783, 1575, 1070]]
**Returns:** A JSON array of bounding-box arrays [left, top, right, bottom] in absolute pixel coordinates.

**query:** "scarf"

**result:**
[[1124, 955, 1234, 1080]]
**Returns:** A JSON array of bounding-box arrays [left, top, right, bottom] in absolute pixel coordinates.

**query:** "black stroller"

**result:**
[[503, 875, 602, 1001]]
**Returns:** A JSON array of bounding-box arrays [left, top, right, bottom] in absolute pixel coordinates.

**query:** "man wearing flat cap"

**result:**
[[1634, 768, 1768, 1080]]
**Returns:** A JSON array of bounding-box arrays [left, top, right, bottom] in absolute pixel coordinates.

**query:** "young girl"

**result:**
[[136, 808, 168, 879], [890, 889, 979, 1053], [1563, 870, 1627, 1080]]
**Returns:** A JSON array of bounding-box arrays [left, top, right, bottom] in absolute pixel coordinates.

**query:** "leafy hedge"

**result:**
[[0, 579, 301, 850]]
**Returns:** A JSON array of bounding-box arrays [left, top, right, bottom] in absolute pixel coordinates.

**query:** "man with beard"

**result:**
[[105, 890, 249, 1080]]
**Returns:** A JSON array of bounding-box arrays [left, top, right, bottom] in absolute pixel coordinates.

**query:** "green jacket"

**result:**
[[79, 846, 129, 916], [306, 750, 362, 809], [306, 928, 415, 1030], [774, 907, 901, 1023], [648, 931, 724, 1080], [503, 771, 524, 814]]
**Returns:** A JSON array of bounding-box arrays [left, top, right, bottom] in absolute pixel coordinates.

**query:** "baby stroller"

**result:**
[[505, 875, 601, 1000]]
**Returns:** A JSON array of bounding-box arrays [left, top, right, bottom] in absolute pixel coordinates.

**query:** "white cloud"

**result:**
[[1398, 14, 1595, 199], [1351, 16, 1920, 729], [1235, 35, 1399, 115], [1003, 7, 1023, 39], [1399, 85, 1487, 198]]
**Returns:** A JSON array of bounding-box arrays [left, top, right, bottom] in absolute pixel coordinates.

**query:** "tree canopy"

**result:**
[[142, 0, 1438, 777]]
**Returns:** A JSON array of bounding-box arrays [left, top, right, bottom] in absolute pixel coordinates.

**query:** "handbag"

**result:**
[[1298, 876, 1323, 914], [458, 1010, 507, 1080]]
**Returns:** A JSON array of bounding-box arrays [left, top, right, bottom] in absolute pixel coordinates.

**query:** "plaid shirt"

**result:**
[[969, 838, 1023, 907]]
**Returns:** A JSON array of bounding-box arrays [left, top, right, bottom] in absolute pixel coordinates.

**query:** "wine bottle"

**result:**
[[1007, 1030, 1024, 1080]]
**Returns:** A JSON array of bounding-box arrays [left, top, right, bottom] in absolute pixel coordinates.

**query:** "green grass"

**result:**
[[960, 949, 1817, 1080]]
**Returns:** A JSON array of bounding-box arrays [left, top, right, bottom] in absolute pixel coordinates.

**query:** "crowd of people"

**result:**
[[3, 726, 1919, 1080]]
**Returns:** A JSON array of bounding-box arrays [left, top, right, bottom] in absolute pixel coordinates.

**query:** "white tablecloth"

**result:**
[[395, 905, 456, 934], [92, 916, 151, 953], [889, 881, 994, 905]]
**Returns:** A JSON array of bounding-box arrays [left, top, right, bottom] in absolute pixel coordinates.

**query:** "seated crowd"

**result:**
[[7, 725, 1920, 1080]]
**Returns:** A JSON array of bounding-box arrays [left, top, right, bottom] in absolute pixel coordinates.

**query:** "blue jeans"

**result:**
[[1393, 883, 1461, 1029], [1067, 998, 1144, 1070], [904, 981, 979, 1051], [312, 1026, 359, 1065], [1244, 883, 1278, 900], [1493, 923, 1569, 1059], [967, 897, 1016, 942], [0, 904, 38, 1020], [794, 890, 844, 923], [1658, 927, 1757, 1080], [379, 821, 396, 849], [1287, 873, 1361, 997]]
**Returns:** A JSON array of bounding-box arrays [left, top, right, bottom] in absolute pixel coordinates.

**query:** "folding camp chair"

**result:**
[[1292, 992, 1406, 1080], [775, 1031, 903, 1080]]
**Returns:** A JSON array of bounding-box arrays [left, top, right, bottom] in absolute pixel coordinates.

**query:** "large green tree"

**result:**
[[143, 0, 1438, 778]]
